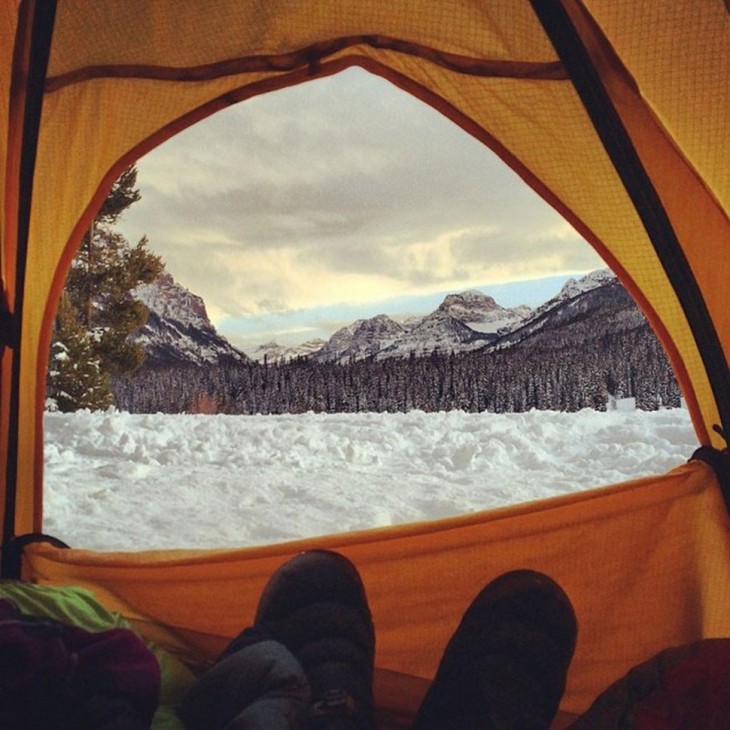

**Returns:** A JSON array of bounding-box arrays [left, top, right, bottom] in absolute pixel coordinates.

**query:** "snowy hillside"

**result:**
[[43, 406, 695, 552], [487, 270, 641, 351], [500, 269, 618, 337]]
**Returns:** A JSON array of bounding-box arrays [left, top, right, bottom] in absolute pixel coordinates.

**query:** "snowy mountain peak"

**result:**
[[249, 338, 326, 363], [135, 271, 208, 325], [438, 289, 498, 312], [315, 314, 405, 363], [376, 309, 492, 360], [487, 268, 630, 351], [556, 268, 616, 302], [132, 271, 249, 366], [432, 289, 530, 337], [357, 313, 403, 334]]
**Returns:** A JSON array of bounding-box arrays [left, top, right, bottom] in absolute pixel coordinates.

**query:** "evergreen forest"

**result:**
[[112, 318, 680, 415]]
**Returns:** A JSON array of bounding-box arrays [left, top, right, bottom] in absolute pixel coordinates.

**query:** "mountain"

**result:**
[[132, 272, 249, 366], [315, 314, 406, 364], [375, 309, 493, 359], [375, 290, 529, 359], [510, 268, 617, 332], [309, 289, 532, 363], [487, 269, 642, 351], [436, 290, 530, 333], [135, 268, 630, 369], [248, 338, 327, 363], [304, 269, 635, 362]]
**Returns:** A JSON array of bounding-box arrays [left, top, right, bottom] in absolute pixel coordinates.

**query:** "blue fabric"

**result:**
[[180, 639, 310, 730]]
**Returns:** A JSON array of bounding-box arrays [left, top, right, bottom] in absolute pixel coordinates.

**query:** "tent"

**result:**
[[1, 0, 729, 723]]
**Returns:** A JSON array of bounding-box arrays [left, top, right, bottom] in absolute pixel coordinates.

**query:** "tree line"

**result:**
[[112, 320, 681, 415], [50, 167, 681, 417]]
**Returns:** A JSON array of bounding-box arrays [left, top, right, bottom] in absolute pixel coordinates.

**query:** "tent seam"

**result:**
[[44, 34, 567, 93]]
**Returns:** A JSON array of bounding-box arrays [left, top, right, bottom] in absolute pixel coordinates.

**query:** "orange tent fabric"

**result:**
[[1, 0, 729, 720], [23, 461, 730, 717]]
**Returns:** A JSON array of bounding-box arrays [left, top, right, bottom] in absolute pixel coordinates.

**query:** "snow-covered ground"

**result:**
[[43, 406, 696, 552]]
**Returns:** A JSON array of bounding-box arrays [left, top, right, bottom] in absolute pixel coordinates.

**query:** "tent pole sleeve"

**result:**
[[2, 532, 69, 580], [691, 447, 730, 514], [529, 0, 730, 447], [1, 0, 58, 578]]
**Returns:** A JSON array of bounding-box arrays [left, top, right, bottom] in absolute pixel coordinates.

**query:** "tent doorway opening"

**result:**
[[42, 68, 691, 553]]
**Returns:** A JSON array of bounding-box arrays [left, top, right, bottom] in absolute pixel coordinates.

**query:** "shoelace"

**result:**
[[308, 688, 359, 717]]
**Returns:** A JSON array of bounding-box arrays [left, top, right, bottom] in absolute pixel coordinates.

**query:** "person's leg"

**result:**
[[180, 639, 310, 730], [250, 550, 376, 730], [181, 550, 375, 730], [411, 570, 577, 730]]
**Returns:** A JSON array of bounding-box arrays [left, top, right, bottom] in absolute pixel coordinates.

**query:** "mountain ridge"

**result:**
[[244, 269, 621, 364], [132, 271, 249, 366], [130, 267, 643, 370]]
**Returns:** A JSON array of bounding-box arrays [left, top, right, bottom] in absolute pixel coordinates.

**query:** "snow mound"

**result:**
[[43, 407, 695, 551]]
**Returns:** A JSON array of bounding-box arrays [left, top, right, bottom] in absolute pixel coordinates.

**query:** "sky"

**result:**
[[118, 67, 604, 353]]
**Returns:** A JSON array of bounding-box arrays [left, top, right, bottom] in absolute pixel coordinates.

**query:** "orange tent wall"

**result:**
[[0, 2, 729, 719], [23, 461, 730, 717]]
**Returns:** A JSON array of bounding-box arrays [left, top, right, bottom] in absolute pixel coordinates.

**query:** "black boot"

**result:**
[[411, 570, 577, 730], [252, 550, 376, 730]]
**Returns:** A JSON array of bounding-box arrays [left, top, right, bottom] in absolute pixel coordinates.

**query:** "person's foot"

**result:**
[[253, 550, 376, 730], [411, 569, 577, 730]]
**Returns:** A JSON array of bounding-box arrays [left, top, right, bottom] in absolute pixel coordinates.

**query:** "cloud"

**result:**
[[118, 67, 603, 334]]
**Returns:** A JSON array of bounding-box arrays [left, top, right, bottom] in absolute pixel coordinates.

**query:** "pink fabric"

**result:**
[[634, 640, 730, 730], [0, 598, 160, 728]]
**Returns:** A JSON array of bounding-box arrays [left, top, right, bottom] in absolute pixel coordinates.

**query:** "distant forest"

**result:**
[[112, 319, 680, 415]]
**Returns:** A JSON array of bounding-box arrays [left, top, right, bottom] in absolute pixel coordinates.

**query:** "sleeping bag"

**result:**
[[0, 597, 160, 729], [570, 639, 730, 729]]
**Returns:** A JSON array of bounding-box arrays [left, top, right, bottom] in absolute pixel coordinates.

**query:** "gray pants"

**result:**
[[180, 640, 310, 730]]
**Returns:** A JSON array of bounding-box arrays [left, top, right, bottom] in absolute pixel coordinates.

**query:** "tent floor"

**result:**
[[374, 668, 578, 728]]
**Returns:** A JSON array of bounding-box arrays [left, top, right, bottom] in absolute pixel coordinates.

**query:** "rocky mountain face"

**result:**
[[436, 290, 531, 333], [315, 314, 406, 363], [132, 272, 248, 366], [371, 289, 525, 360], [486, 269, 638, 350], [141, 268, 635, 368]]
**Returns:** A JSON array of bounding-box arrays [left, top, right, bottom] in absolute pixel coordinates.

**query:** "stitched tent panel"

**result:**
[[23, 462, 730, 716], [1, 1, 730, 719], [584, 0, 729, 206]]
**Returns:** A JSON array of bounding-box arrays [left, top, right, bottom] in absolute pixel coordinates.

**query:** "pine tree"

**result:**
[[47, 295, 114, 412], [68, 230, 161, 375], [47, 166, 163, 410]]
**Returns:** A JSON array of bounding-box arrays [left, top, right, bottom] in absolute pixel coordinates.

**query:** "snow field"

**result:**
[[43, 407, 696, 551]]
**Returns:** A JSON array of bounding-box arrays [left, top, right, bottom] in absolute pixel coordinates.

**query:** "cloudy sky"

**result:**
[[118, 67, 603, 353]]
